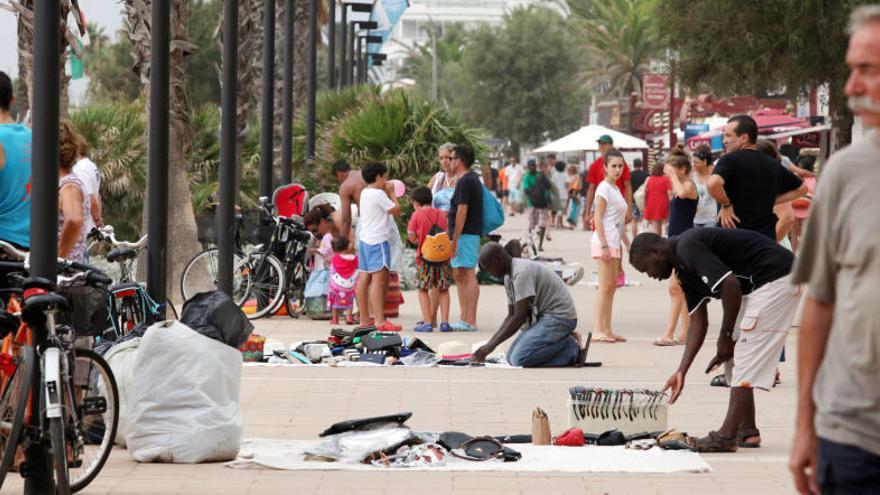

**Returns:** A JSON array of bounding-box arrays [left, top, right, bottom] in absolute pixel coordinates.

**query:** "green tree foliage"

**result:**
[[566, 0, 658, 97], [457, 6, 585, 150], [82, 0, 223, 108], [398, 23, 470, 107], [654, 0, 873, 146]]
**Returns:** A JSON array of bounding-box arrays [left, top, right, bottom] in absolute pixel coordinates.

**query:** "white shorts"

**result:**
[[724, 275, 800, 391]]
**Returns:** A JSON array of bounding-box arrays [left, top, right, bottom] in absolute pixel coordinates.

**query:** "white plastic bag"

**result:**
[[103, 337, 142, 447], [126, 320, 243, 463]]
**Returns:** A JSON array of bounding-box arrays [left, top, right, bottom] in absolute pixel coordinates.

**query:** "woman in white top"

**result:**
[[591, 150, 628, 343], [691, 145, 717, 227]]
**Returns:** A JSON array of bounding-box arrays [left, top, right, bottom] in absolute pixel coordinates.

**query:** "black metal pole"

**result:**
[[328, 0, 336, 89], [340, 7, 348, 87], [356, 36, 362, 85], [305, 0, 318, 160], [281, 0, 294, 185], [146, 0, 170, 319], [218, 0, 239, 295], [25, 1, 59, 492], [259, 0, 275, 198], [348, 23, 356, 86]]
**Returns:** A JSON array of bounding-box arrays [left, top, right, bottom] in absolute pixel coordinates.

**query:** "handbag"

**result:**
[[420, 210, 453, 264], [634, 177, 648, 211]]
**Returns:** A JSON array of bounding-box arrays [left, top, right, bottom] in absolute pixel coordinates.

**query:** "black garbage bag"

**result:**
[[180, 290, 254, 348]]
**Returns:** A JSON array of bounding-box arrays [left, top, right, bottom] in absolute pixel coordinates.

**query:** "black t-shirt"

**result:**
[[670, 228, 794, 314], [631, 169, 649, 194], [713, 149, 802, 239], [448, 170, 484, 236]]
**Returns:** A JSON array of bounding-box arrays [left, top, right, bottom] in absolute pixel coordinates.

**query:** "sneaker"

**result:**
[[376, 321, 402, 332], [414, 322, 433, 333], [345, 316, 355, 326], [439, 322, 453, 333], [452, 321, 478, 332]]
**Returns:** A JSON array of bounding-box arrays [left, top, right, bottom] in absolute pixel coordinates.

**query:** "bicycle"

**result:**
[[0, 242, 119, 494], [179, 213, 249, 303], [88, 226, 178, 337], [234, 197, 313, 320]]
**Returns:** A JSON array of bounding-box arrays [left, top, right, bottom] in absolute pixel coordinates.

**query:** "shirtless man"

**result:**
[[334, 159, 378, 329]]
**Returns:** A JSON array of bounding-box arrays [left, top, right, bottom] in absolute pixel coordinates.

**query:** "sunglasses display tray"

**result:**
[[567, 387, 668, 435]]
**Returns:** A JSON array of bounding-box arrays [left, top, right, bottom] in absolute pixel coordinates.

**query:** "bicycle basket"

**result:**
[[242, 209, 273, 245], [196, 212, 218, 245], [57, 285, 112, 337], [273, 184, 309, 219]]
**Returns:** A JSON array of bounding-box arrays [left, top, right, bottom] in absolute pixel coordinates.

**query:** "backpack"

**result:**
[[482, 185, 505, 234], [634, 177, 649, 211], [529, 174, 551, 208], [420, 210, 453, 264]]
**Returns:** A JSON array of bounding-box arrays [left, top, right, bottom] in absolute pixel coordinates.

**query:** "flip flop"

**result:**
[[612, 334, 627, 342], [592, 335, 617, 343], [653, 338, 676, 346]]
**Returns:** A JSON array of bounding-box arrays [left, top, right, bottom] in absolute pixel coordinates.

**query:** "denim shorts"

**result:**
[[451, 234, 480, 269]]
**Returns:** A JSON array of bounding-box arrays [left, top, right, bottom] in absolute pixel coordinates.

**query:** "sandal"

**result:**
[[737, 428, 761, 448], [592, 335, 617, 343], [688, 430, 738, 453], [653, 337, 676, 346], [710, 374, 729, 387]]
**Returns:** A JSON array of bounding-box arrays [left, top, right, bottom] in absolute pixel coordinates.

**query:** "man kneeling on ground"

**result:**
[[472, 242, 584, 367], [629, 229, 800, 452]]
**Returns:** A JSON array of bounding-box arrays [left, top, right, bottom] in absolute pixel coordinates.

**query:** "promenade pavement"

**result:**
[[1, 213, 802, 494]]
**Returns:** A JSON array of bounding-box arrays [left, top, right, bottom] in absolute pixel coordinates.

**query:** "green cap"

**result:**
[[597, 134, 614, 145]]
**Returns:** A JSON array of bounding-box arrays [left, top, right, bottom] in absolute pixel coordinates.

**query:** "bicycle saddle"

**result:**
[[21, 277, 70, 314], [107, 247, 138, 263]]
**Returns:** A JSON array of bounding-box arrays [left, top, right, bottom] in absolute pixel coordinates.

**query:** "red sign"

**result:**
[[643, 74, 669, 110]]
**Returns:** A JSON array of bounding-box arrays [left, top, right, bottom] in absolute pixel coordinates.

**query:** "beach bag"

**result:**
[[634, 178, 648, 211], [304, 269, 330, 299], [482, 185, 505, 234], [420, 210, 452, 264], [528, 175, 551, 209]]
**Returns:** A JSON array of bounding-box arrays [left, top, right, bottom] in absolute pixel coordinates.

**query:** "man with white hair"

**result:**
[[789, 5, 880, 494]]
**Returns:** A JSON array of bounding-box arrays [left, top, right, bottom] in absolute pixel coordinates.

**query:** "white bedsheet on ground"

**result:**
[[226, 438, 711, 473]]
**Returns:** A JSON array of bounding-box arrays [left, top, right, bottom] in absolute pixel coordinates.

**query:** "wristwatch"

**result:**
[[721, 203, 732, 209], [720, 327, 734, 338]]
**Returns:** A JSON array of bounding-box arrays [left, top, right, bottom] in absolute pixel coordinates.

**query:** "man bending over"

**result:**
[[629, 229, 800, 452]]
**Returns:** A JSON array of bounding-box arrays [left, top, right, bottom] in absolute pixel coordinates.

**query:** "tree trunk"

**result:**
[[827, 78, 853, 152], [127, 0, 202, 304]]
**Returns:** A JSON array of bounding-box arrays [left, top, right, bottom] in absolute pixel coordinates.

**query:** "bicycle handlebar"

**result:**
[[88, 225, 147, 250], [0, 240, 28, 261]]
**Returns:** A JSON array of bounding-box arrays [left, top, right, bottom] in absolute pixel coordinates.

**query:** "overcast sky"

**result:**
[[0, 0, 124, 103]]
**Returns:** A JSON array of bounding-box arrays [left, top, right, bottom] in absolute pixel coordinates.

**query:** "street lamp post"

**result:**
[[305, 0, 318, 160], [146, 0, 171, 319], [340, 4, 347, 87], [218, 0, 239, 295], [327, 0, 336, 89], [358, 34, 383, 84], [25, 1, 60, 490], [259, 0, 275, 198], [281, 0, 294, 185]]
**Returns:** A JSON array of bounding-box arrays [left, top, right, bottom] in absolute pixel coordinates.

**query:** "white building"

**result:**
[[377, 0, 549, 85]]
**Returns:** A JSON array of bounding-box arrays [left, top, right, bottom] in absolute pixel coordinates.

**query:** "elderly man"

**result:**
[[790, 6, 880, 494], [629, 229, 800, 452], [472, 243, 583, 367]]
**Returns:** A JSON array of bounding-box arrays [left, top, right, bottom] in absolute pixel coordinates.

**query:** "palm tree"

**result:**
[[123, 0, 202, 303], [566, 0, 658, 98], [2, 0, 74, 121]]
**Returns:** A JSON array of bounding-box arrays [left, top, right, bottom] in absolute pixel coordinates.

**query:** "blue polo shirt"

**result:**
[[0, 123, 32, 248]]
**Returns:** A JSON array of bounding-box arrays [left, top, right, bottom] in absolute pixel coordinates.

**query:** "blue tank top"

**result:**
[[433, 187, 454, 212], [0, 124, 32, 248], [667, 195, 697, 236]]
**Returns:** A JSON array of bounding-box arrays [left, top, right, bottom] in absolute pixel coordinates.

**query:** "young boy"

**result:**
[[407, 186, 452, 332], [356, 161, 402, 332]]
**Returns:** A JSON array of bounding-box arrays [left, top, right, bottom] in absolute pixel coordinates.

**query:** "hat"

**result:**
[[596, 134, 614, 145], [437, 340, 471, 358], [527, 159, 537, 167]]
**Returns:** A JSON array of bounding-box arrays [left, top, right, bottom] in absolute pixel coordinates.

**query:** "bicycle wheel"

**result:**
[[236, 253, 285, 320], [67, 349, 118, 493], [284, 262, 307, 319], [50, 416, 71, 495], [180, 249, 246, 302], [0, 345, 34, 488]]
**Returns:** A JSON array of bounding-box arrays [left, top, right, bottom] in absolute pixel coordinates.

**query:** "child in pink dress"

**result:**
[[327, 237, 359, 325]]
